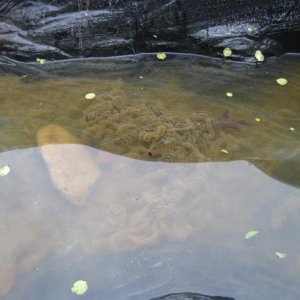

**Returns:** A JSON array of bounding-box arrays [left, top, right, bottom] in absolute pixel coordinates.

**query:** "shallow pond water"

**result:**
[[0, 54, 299, 299]]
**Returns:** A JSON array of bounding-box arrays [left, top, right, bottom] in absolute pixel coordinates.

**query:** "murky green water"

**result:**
[[0, 54, 299, 299]]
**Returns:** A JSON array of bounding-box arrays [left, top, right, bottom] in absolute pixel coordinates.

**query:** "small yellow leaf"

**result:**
[[223, 47, 232, 57], [289, 127, 295, 131], [226, 92, 233, 97], [220, 149, 229, 154], [139, 75, 144, 79], [36, 58, 47, 64], [156, 53, 167, 60], [85, 93, 96, 100], [71, 280, 88, 295], [276, 78, 288, 86], [245, 230, 259, 239], [255, 117, 261, 122], [0, 165, 10, 176], [255, 50, 264, 62], [275, 252, 286, 259]]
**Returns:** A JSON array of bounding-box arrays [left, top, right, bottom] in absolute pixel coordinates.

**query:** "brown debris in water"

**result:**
[[80, 89, 247, 162], [213, 110, 248, 133]]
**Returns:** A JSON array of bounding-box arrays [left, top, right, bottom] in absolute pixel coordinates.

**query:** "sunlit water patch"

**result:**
[[0, 54, 299, 299]]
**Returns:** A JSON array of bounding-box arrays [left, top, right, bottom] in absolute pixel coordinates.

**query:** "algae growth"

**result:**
[[80, 85, 246, 162]]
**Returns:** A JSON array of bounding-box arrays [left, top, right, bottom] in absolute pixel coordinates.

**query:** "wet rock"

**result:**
[[37, 124, 101, 205]]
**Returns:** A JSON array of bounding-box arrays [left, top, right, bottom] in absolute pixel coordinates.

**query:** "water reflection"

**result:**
[[0, 53, 299, 299], [1, 145, 300, 299]]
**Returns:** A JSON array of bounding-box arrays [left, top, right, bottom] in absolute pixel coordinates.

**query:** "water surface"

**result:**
[[0, 54, 299, 299]]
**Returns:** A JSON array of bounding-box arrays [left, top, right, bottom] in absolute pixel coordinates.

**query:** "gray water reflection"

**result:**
[[0, 146, 300, 299]]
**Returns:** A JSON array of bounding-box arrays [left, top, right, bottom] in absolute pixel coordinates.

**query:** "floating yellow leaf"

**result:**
[[289, 127, 295, 132], [139, 75, 144, 79], [20, 75, 28, 80], [223, 47, 232, 57], [245, 230, 259, 239], [255, 50, 264, 62], [36, 58, 47, 64], [275, 252, 286, 259], [85, 93, 96, 100], [71, 280, 88, 295], [220, 149, 229, 154], [255, 117, 261, 122], [0, 165, 10, 176], [276, 78, 288, 86], [226, 92, 233, 97], [156, 53, 167, 60]]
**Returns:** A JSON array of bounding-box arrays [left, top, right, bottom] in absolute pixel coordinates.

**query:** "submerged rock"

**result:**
[[0, 255, 15, 296], [37, 124, 101, 205]]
